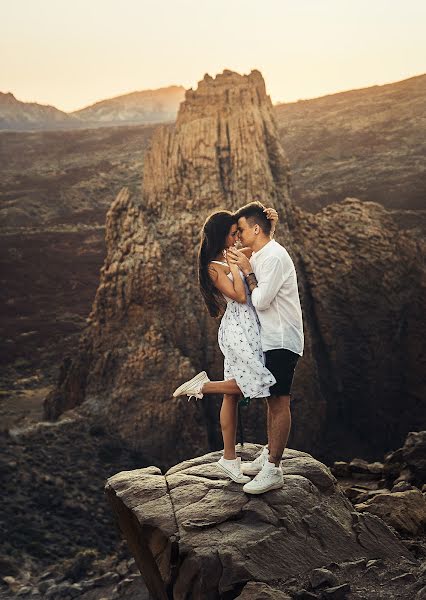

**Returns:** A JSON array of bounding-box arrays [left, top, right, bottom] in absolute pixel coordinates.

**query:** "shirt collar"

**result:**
[[252, 239, 274, 260]]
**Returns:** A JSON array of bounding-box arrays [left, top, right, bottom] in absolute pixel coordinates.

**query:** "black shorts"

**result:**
[[265, 349, 300, 397]]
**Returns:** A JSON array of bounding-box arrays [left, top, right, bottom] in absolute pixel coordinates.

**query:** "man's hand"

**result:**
[[226, 247, 252, 276], [264, 207, 278, 238]]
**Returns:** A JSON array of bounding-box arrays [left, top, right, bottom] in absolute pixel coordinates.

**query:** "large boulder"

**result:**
[[355, 489, 426, 535], [383, 431, 426, 487], [105, 444, 410, 599]]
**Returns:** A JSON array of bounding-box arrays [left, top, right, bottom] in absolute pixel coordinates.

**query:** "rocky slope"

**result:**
[[0, 416, 151, 600], [275, 73, 426, 211], [42, 69, 425, 464], [0, 124, 156, 402], [0, 124, 156, 228], [0, 415, 424, 598]]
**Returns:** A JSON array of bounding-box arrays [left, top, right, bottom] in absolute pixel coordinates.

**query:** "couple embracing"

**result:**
[[173, 201, 304, 495]]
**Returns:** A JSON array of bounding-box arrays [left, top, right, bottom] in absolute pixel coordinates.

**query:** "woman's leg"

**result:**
[[220, 394, 239, 459], [202, 379, 241, 395]]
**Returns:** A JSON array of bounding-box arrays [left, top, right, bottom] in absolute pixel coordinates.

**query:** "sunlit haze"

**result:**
[[1, 0, 425, 112]]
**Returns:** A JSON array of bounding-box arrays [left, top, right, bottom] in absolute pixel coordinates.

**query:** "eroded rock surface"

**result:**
[[44, 69, 426, 464], [105, 444, 411, 599]]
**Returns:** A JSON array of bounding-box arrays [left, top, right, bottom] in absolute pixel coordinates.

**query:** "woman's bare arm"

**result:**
[[209, 264, 246, 303]]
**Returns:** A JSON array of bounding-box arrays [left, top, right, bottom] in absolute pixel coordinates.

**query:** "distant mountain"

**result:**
[[72, 85, 185, 124], [0, 86, 185, 131], [0, 92, 77, 130], [275, 73, 426, 211]]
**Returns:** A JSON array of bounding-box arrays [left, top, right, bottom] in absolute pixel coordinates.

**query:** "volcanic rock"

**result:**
[[236, 582, 291, 599], [384, 431, 426, 487], [105, 444, 410, 599], [44, 69, 426, 465], [355, 488, 426, 535]]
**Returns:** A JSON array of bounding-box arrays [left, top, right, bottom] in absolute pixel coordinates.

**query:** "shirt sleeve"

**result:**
[[251, 255, 287, 311]]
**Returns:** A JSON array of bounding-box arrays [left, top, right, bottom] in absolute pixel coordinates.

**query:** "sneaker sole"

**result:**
[[216, 462, 251, 484], [243, 481, 283, 494], [172, 372, 207, 397]]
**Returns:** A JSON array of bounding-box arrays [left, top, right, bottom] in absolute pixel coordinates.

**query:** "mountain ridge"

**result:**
[[2, 73, 424, 131], [0, 85, 186, 130]]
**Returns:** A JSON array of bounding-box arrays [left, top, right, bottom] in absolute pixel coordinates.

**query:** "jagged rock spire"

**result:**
[[45, 70, 425, 464]]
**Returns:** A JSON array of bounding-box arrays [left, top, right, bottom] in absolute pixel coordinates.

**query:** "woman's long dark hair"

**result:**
[[198, 210, 237, 318]]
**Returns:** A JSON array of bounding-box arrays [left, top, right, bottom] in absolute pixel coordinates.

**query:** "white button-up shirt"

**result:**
[[250, 239, 304, 355]]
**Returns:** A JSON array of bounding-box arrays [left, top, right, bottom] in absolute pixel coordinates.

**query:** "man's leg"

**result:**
[[242, 395, 289, 493], [220, 394, 239, 459], [266, 395, 291, 466]]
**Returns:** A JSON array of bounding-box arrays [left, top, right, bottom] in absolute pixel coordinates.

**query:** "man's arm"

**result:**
[[227, 248, 287, 311], [249, 256, 286, 311]]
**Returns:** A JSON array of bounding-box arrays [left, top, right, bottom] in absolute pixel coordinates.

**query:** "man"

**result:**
[[227, 201, 304, 494]]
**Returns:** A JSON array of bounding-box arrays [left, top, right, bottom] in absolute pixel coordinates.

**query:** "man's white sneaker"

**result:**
[[243, 462, 283, 494], [241, 446, 269, 475], [172, 371, 210, 400], [217, 457, 251, 484]]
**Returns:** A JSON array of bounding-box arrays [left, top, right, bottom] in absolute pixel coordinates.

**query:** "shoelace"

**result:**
[[253, 468, 277, 482], [221, 460, 244, 477]]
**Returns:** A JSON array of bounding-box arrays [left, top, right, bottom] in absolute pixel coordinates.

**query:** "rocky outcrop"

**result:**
[[43, 70, 299, 464], [355, 488, 426, 535], [44, 69, 426, 464], [383, 431, 426, 487], [105, 444, 414, 599], [291, 200, 426, 458], [330, 431, 426, 537]]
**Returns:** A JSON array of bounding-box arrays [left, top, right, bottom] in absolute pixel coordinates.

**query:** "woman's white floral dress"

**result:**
[[214, 262, 276, 399]]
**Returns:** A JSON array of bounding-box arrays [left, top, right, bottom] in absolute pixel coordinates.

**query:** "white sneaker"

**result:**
[[217, 457, 251, 484], [241, 446, 269, 475], [243, 462, 283, 494], [172, 371, 210, 400]]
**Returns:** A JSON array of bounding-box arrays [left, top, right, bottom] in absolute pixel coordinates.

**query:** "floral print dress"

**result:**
[[212, 261, 276, 399]]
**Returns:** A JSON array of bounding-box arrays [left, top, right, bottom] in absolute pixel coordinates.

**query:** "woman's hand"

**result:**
[[226, 247, 253, 276], [224, 249, 238, 271], [263, 207, 278, 238]]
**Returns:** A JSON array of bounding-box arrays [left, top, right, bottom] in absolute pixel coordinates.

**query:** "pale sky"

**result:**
[[1, 0, 425, 112]]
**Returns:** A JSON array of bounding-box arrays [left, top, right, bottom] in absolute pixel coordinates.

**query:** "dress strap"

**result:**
[[210, 260, 228, 266]]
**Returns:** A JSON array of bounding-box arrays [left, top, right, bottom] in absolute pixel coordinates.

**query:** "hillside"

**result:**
[[0, 86, 184, 131], [72, 85, 185, 124], [0, 92, 77, 131], [275, 73, 426, 211]]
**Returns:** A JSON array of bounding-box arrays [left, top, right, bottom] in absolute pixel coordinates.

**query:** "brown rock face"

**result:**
[[105, 445, 411, 599], [44, 70, 426, 464]]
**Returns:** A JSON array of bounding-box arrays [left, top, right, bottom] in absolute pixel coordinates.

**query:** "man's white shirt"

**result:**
[[250, 239, 304, 355]]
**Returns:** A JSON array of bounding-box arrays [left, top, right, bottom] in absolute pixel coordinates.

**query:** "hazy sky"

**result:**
[[1, 0, 425, 112]]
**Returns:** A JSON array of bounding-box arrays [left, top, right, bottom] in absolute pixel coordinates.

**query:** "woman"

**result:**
[[173, 207, 277, 483]]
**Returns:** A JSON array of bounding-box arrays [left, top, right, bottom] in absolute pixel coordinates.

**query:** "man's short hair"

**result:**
[[234, 201, 271, 235]]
